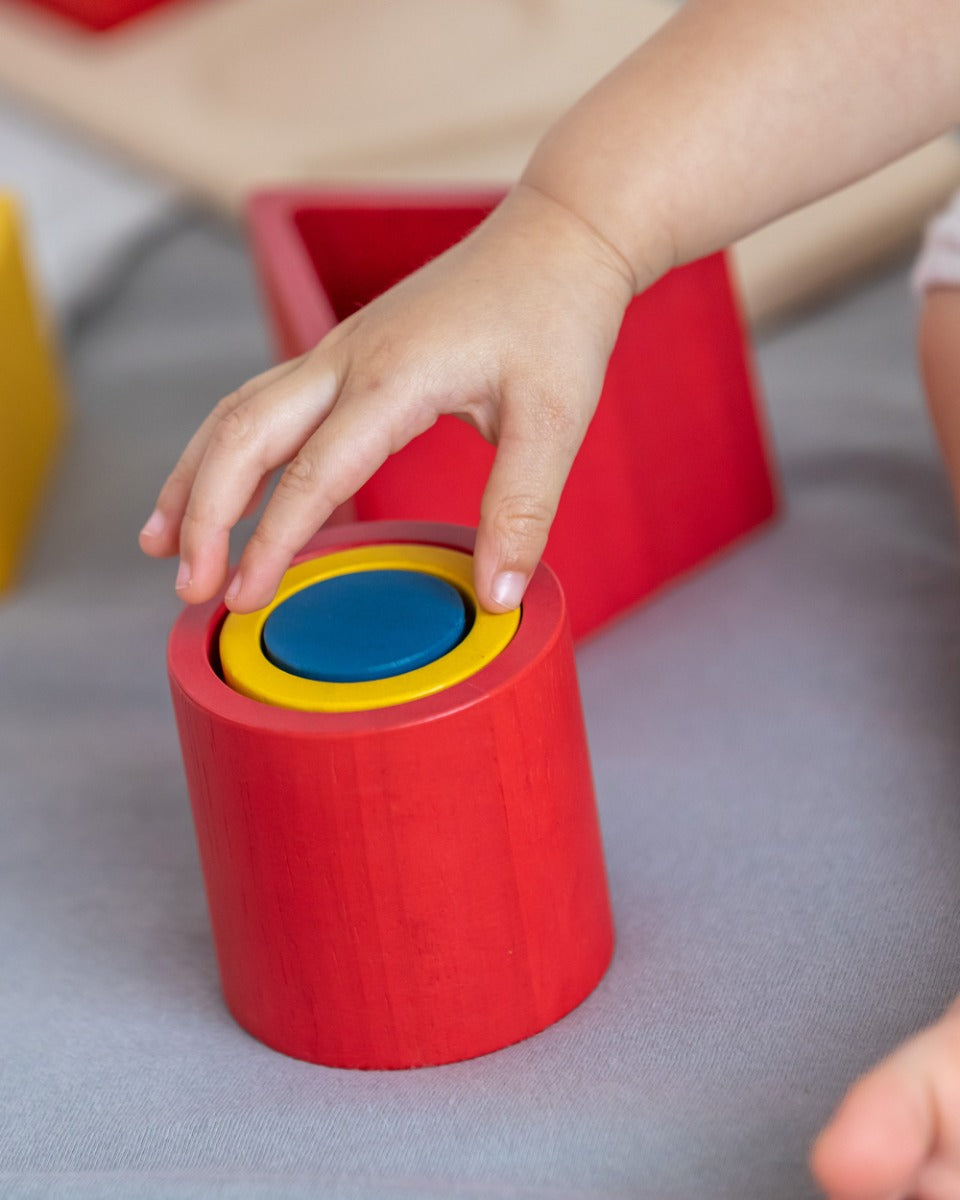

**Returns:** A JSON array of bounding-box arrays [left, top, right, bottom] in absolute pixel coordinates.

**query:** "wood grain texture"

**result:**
[[248, 190, 779, 642], [168, 520, 614, 1070]]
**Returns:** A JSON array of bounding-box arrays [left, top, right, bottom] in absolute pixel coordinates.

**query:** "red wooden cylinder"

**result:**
[[168, 520, 614, 1069]]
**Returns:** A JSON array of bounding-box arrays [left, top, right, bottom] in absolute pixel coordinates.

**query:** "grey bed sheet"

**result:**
[[1, 218, 958, 1200]]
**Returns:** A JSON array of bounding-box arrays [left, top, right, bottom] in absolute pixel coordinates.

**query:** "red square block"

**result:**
[[15, 0, 188, 31], [248, 190, 778, 640]]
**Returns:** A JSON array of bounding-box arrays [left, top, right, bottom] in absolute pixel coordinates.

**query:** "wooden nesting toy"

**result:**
[[248, 188, 778, 641], [168, 520, 614, 1070]]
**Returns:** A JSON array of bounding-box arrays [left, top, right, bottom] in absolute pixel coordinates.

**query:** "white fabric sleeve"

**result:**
[[913, 189, 960, 294]]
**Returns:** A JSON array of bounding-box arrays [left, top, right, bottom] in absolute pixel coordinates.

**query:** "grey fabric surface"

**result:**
[[1, 221, 959, 1200]]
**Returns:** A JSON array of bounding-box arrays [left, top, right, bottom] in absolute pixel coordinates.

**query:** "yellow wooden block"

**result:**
[[0, 195, 65, 593]]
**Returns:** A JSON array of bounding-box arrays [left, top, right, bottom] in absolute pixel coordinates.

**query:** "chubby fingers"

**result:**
[[156, 354, 341, 604], [223, 378, 438, 612], [473, 384, 587, 613], [139, 356, 307, 561]]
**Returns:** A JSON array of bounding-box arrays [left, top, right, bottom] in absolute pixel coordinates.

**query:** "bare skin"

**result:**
[[812, 997, 960, 1200], [141, 0, 960, 616], [141, 2, 960, 1194], [140, 186, 634, 614]]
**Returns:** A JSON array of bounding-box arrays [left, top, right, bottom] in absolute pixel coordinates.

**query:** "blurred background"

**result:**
[[3, 4, 960, 1199]]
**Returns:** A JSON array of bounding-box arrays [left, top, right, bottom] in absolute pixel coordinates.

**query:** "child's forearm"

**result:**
[[523, 0, 960, 291]]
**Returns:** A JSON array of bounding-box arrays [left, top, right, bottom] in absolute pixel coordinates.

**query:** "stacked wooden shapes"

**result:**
[[169, 520, 615, 1069]]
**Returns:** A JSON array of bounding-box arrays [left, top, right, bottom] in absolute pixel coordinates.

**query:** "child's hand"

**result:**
[[811, 997, 960, 1200], [139, 0, 960, 619], [139, 184, 635, 614]]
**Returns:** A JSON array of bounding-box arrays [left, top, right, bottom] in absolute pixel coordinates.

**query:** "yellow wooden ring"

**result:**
[[219, 543, 520, 712]]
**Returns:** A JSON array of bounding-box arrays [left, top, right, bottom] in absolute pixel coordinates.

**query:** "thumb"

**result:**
[[473, 393, 585, 613], [809, 1020, 948, 1200]]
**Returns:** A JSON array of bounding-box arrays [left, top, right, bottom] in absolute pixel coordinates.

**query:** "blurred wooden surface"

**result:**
[[0, 0, 675, 203], [0, 0, 957, 324]]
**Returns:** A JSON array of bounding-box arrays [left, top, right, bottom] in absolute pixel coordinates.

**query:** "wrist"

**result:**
[[520, 126, 677, 296], [511, 179, 641, 297], [491, 181, 638, 325]]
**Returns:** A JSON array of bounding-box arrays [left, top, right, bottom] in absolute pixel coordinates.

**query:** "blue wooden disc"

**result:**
[[261, 569, 470, 683]]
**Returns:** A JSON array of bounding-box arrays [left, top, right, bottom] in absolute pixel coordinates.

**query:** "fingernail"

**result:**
[[140, 509, 165, 538], [491, 570, 527, 611], [225, 572, 242, 604], [175, 560, 192, 591]]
